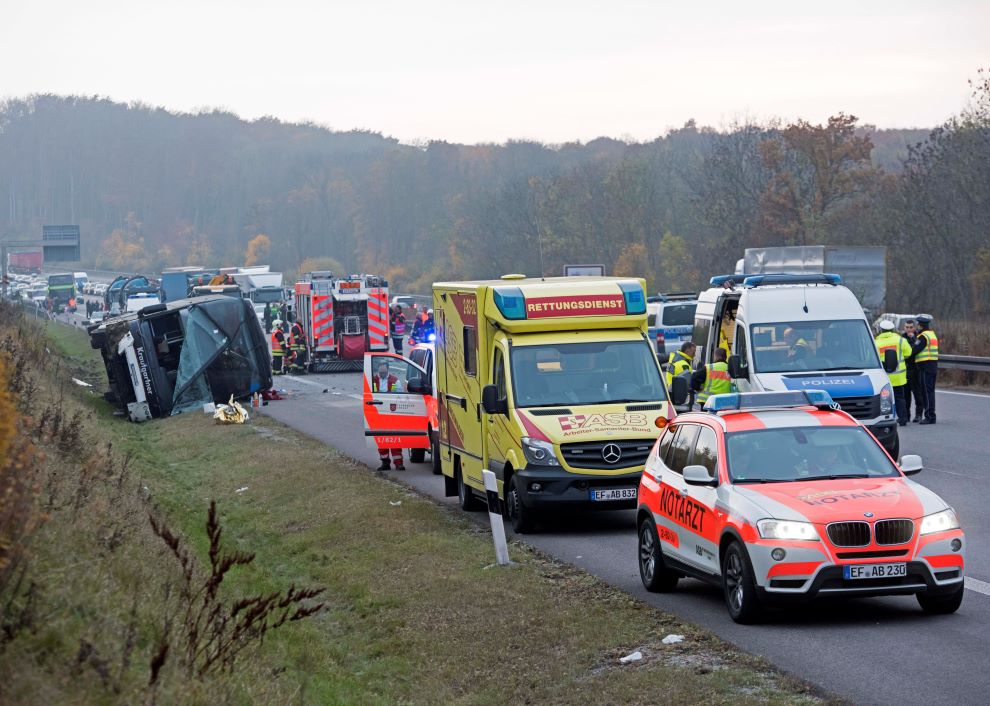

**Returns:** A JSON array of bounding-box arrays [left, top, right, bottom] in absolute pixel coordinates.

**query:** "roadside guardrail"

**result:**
[[940, 355, 990, 372]]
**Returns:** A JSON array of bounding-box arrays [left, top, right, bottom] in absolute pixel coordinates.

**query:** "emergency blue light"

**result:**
[[427, 333, 436, 343], [703, 390, 838, 413], [709, 275, 745, 287], [618, 281, 646, 315], [742, 273, 842, 287], [493, 286, 526, 320]]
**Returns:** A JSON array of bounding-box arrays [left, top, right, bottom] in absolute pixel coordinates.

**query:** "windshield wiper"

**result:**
[[733, 478, 796, 484], [816, 366, 863, 372], [800, 473, 871, 481]]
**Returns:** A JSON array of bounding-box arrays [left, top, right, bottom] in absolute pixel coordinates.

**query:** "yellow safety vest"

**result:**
[[697, 362, 731, 404], [915, 329, 939, 363], [665, 350, 694, 388], [875, 332, 911, 386]]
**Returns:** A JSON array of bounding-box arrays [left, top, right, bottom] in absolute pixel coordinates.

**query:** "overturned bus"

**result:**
[[88, 296, 272, 422]]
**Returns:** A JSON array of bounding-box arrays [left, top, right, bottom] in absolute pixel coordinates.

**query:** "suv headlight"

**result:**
[[920, 508, 959, 535], [757, 519, 819, 541], [879, 383, 894, 414], [521, 436, 559, 467]]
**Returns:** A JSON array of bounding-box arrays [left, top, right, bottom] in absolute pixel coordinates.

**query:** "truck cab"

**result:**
[[366, 276, 680, 533], [693, 273, 900, 457]]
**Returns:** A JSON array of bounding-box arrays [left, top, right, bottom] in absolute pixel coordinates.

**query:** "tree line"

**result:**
[[1, 74, 987, 317]]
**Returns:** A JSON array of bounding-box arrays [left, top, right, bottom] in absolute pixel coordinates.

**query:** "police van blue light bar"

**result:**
[[493, 286, 526, 320], [742, 273, 842, 287], [618, 281, 646, 315], [703, 390, 838, 413]]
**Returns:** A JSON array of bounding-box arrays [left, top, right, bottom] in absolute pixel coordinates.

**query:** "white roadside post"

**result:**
[[482, 470, 511, 566]]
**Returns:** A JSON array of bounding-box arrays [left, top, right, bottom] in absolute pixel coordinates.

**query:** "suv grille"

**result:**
[[835, 395, 880, 420], [560, 439, 653, 470], [875, 519, 914, 545], [826, 521, 871, 547]]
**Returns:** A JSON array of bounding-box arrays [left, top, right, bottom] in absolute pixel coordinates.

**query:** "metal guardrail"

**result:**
[[940, 355, 990, 372]]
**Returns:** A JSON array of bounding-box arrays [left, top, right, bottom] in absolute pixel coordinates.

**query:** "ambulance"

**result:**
[[362, 275, 682, 532]]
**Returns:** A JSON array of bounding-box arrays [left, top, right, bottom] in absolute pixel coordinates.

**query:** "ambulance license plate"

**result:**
[[590, 488, 637, 502], [843, 563, 907, 580]]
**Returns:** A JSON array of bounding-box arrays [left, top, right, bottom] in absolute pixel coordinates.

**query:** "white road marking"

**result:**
[[937, 390, 989, 399], [965, 577, 990, 596]]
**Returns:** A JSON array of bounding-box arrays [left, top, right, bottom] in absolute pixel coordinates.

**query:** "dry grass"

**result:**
[[936, 319, 990, 388], [0, 302, 826, 705]]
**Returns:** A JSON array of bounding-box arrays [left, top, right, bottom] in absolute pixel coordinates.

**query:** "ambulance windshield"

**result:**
[[749, 319, 880, 374], [510, 340, 666, 408]]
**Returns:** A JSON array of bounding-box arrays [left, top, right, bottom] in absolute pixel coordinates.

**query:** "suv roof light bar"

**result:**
[[703, 390, 838, 413], [742, 273, 842, 287]]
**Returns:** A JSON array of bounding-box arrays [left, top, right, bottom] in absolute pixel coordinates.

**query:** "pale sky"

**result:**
[[2, 0, 987, 144]]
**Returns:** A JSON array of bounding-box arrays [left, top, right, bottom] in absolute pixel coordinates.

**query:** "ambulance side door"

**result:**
[[362, 352, 430, 450]]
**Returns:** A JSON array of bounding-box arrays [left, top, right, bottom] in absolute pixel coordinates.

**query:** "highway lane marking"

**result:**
[[926, 467, 978, 479], [937, 390, 989, 399], [965, 577, 990, 596]]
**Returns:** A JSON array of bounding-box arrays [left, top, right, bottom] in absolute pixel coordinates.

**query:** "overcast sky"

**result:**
[[2, 0, 987, 143]]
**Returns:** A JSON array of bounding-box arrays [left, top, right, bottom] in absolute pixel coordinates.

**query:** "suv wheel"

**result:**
[[917, 585, 964, 615], [722, 542, 764, 624], [638, 518, 679, 592]]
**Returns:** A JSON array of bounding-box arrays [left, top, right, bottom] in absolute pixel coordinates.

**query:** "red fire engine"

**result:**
[[293, 271, 390, 372]]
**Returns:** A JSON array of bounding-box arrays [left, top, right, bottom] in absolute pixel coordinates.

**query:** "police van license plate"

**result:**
[[590, 488, 637, 502], [843, 563, 907, 580]]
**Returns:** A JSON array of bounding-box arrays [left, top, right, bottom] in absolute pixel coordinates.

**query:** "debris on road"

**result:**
[[389, 500, 402, 506], [235, 486, 249, 494], [214, 396, 249, 424], [662, 634, 685, 645], [619, 651, 643, 664]]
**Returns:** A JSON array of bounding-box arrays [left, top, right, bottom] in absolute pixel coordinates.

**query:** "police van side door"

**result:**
[[362, 352, 430, 451]]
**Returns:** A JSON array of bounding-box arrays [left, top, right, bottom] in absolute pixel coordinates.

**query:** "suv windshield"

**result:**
[[510, 340, 666, 408], [749, 319, 879, 373], [726, 426, 898, 483], [662, 303, 696, 326]]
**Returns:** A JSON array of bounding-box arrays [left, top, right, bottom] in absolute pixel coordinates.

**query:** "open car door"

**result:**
[[363, 352, 431, 450]]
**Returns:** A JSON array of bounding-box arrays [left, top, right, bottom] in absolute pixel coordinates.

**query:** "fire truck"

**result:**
[[294, 271, 390, 372]]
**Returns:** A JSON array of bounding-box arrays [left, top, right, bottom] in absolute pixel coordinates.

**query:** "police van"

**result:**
[[363, 275, 681, 533], [692, 273, 900, 458]]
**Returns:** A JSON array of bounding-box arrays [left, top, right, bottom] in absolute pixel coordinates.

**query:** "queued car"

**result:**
[[647, 292, 697, 357], [637, 390, 965, 623]]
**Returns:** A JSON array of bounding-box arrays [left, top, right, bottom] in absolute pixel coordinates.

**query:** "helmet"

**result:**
[[427, 308, 434, 315], [272, 319, 283, 328], [878, 320, 896, 331], [915, 314, 933, 325]]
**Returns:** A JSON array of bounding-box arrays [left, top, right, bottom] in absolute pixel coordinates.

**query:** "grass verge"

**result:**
[[0, 308, 826, 705]]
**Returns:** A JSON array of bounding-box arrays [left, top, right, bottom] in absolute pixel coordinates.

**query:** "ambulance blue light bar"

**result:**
[[703, 390, 838, 413], [493, 286, 526, 319], [618, 281, 646, 315]]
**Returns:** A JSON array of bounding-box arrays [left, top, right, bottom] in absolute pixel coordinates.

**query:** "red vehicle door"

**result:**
[[363, 352, 431, 450]]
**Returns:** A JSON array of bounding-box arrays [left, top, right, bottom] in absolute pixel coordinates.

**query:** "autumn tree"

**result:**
[[244, 233, 271, 266]]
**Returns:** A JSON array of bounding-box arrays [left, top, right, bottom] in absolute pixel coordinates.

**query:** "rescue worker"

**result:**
[[875, 320, 913, 426], [372, 359, 405, 470], [783, 327, 810, 362], [423, 309, 435, 339], [911, 314, 939, 424], [901, 319, 923, 422], [718, 309, 735, 357], [411, 309, 430, 344], [270, 319, 288, 375], [289, 319, 307, 373], [665, 341, 696, 389], [691, 348, 731, 408], [390, 305, 407, 354]]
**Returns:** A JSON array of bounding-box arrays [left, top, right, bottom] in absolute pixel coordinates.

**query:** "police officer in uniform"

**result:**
[[875, 320, 913, 426], [911, 314, 939, 424], [691, 348, 731, 408], [901, 319, 923, 422]]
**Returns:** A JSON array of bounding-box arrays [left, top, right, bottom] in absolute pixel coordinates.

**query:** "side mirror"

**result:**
[[683, 464, 717, 487], [900, 454, 923, 475], [408, 376, 431, 395], [727, 354, 748, 380], [883, 349, 898, 374], [670, 375, 689, 406], [481, 384, 507, 415]]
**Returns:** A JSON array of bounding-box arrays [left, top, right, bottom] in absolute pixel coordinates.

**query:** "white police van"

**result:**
[[692, 273, 900, 457]]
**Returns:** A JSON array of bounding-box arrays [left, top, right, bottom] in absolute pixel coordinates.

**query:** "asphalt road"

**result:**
[[256, 369, 990, 706]]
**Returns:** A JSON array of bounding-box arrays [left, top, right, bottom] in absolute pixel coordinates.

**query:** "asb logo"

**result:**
[[557, 413, 650, 431], [390, 403, 397, 412]]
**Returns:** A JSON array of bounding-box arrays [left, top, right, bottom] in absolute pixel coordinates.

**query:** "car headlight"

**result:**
[[757, 519, 819, 541], [521, 436, 559, 467], [879, 383, 893, 414], [919, 508, 959, 535]]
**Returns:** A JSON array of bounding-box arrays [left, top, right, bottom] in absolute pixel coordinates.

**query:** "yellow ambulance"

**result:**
[[429, 275, 678, 532]]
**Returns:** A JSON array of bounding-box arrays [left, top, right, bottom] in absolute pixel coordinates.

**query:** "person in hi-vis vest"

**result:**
[[373, 359, 406, 470]]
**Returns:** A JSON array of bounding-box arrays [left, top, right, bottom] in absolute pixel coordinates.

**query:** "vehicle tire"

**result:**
[[430, 432, 441, 475], [917, 586, 964, 615], [409, 448, 426, 464], [638, 518, 679, 592], [505, 474, 535, 534], [457, 469, 481, 512], [721, 542, 765, 624]]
